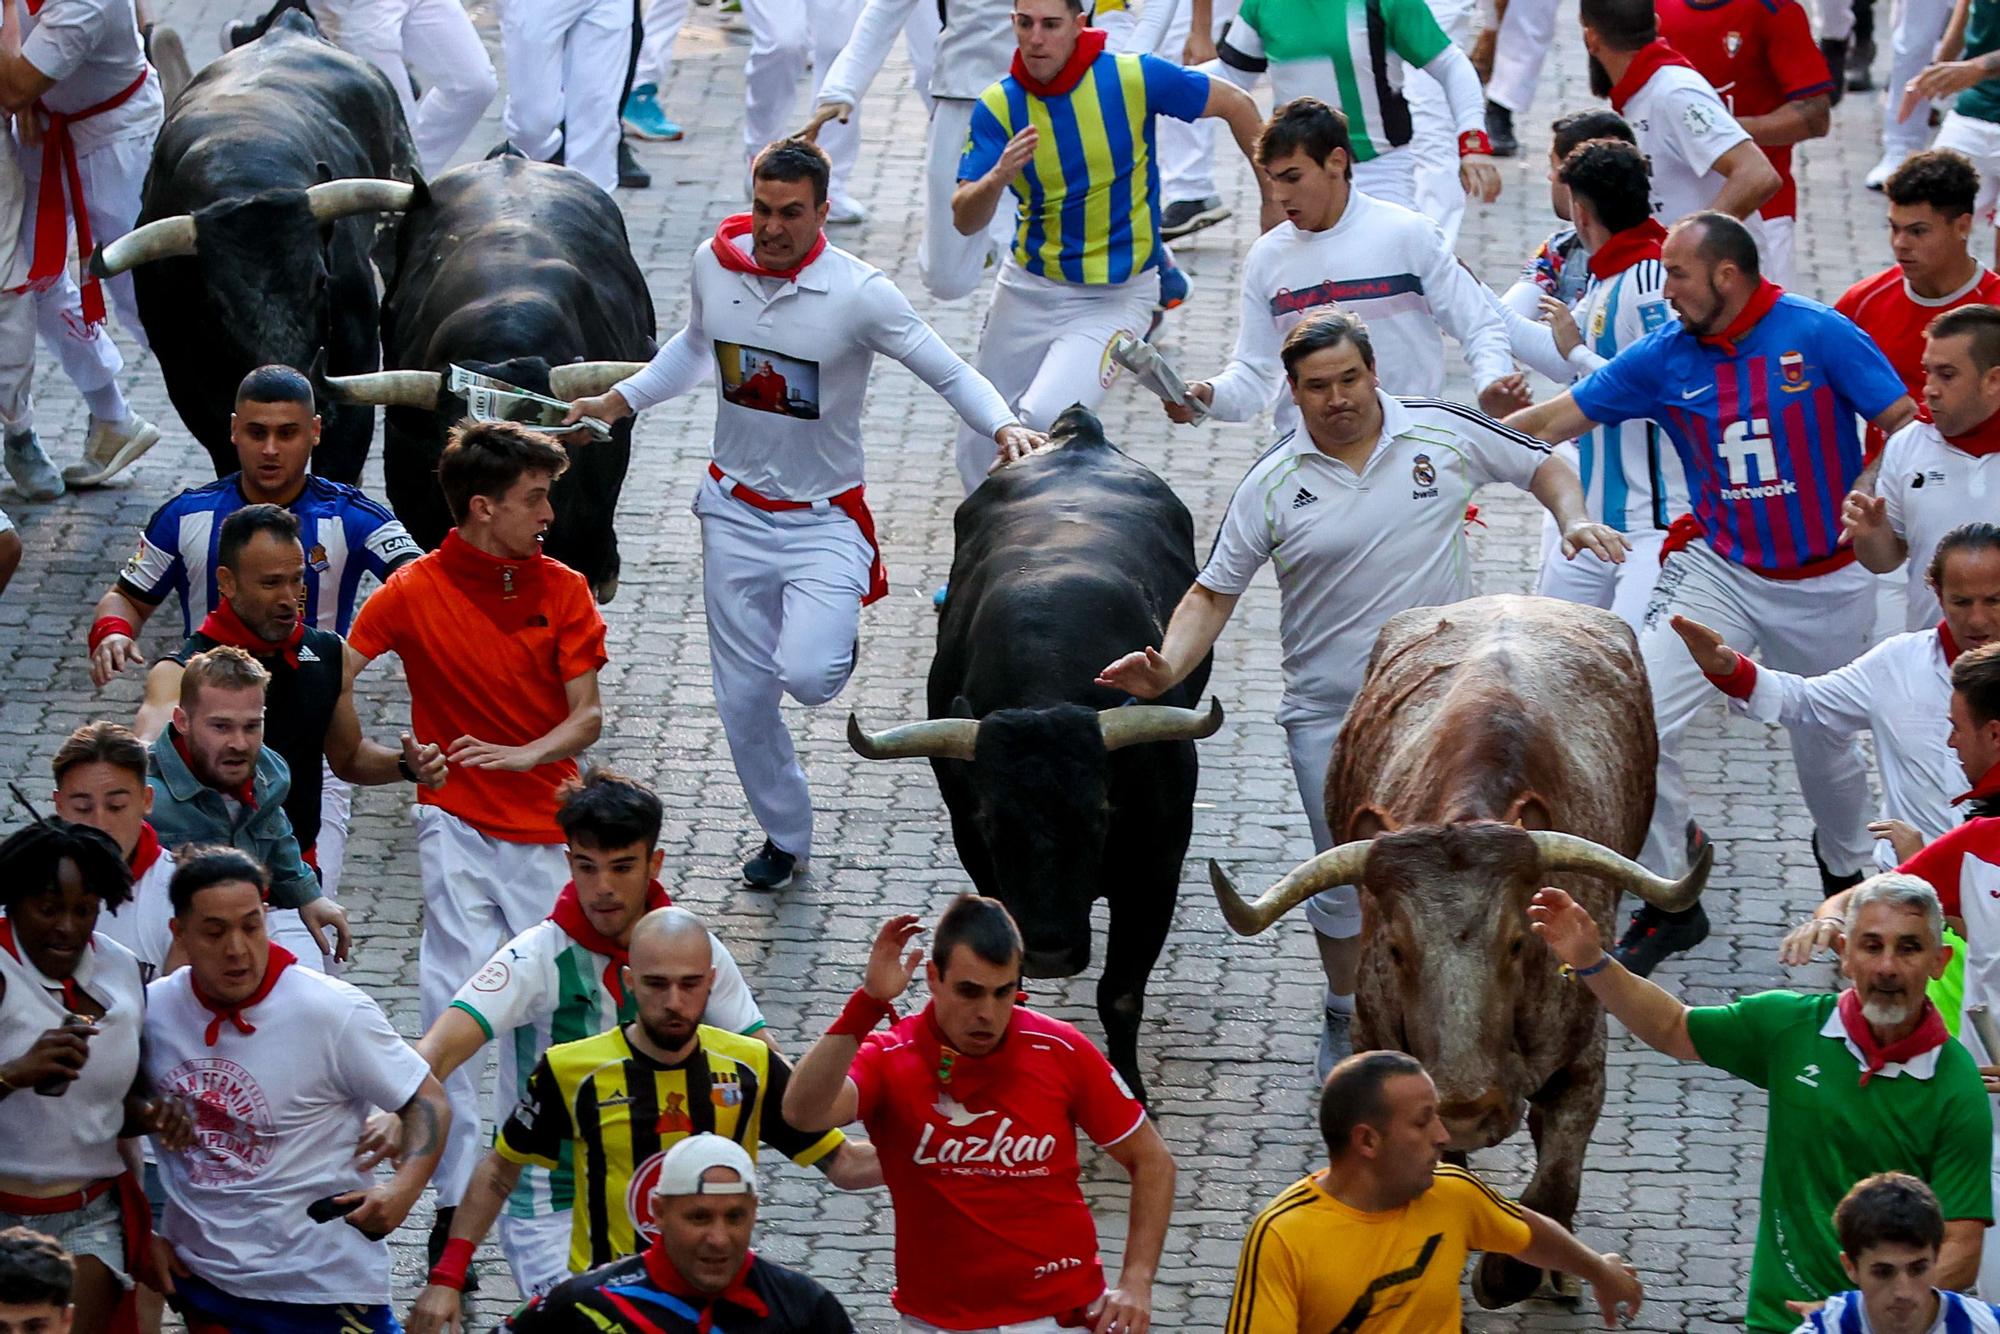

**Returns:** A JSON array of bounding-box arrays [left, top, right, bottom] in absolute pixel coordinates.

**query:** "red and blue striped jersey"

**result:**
[[1571, 293, 1907, 571]]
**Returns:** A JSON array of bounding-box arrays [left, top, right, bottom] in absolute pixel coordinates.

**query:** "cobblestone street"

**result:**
[[0, 1, 1934, 1327]]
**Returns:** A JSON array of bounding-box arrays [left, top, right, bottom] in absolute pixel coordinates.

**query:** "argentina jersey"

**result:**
[[1571, 292, 1907, 571], [117, 475, 420, 636], [1571, 258, 1686, 533]]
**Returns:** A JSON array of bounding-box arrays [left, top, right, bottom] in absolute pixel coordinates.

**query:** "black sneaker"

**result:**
[[221, 17, 256, 48], [1813, 832, 1866, 898], [1847, 37, 1876, 91], [1612, 903, 1711, 978], [1159, 195, 1230, 240], [618, 138, 651, 190], [1484, 100, 1519, 158], [1819, 39, 1849, 105], [743, 839, 796, 890]]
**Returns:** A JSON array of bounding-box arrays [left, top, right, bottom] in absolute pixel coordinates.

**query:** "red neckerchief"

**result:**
[[197, 600, 304, 669], [711, 213, 826, 281], [438, 528, 549, 631], [907, 1000, 1030, 1095], [1943, 405, 2000, 457], [129, 823, 163, 879], [1012, 26, 1109, 97], [191, 945, 296, 1046], [547, 880, 673, 1006], [1696, 279, 1784, 356], [0, 918, 90, 1012], [1587, 218, 1668, 281], [1608, 39, 1699, 112], [169, 726, 256, 810], [641, 1245, 768, 1332], [1954, 759, 2000, 807], [1837, 987, 1948, 1085], [1941, 620, 1965, 666]]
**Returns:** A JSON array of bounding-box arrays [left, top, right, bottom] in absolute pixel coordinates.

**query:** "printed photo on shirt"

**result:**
[[716, 341, 821, 420]]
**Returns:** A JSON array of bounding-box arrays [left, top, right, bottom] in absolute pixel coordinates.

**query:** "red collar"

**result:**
[[198, 599, 304, 669], [547, 880, 673, 1006], [169, 726, 256, 810], [1943, 404, 2000, 457], [129, 823, 163, 878], [1696, 280, 1784, 356], [1012, 26, 1108, 97], [1837, 987, 1948, 1084], [438, 528, 551, 631], [711, 213, 826, 282], [1587, 218, 1667, 281], [1954, 759, 2000, 807], [191, 945, 296, 1046], [1608, 39, 1698, 112], [641, 1245, 768, 1331], [0, 918, 91, 1012]]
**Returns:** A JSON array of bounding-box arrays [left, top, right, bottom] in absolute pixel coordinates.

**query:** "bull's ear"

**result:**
[[949, 694, 975, 720], [1347, 805, 1397, 841], [314, 159, 333, 185], [1506, 792, 1552, 831]]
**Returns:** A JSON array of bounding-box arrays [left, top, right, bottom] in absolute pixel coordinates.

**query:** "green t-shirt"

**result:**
[[1958, 0, 2000, 123], [1235, 0, 1452, 159], [1687, 991, 1993, 1333]]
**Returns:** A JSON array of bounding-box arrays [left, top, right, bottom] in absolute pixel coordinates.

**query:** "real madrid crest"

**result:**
[[1412, 453, 1437, 487]]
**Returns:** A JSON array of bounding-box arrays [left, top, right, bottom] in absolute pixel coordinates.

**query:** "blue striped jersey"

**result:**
[[1800, 1289, 2000, 1332], [117, 474, 420, 636], [959, 51, 1210, 284]]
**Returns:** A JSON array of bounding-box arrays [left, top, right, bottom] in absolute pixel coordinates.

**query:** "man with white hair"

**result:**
[[1532, 873, 1992, 1331], [504, 1134, 856, 1332]]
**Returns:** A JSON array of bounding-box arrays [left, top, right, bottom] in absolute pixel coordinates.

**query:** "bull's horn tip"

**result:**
[[1201, 696, 1224, 734], [1206, 859, 1261, 937], [87, 248, 109, 280], [843, 712, 872, 756]]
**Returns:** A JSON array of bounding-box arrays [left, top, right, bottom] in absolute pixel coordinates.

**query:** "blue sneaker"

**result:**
[[621, 84, 683, 142], [1147, 263, 1192, 342], [932, 580, 949, 609]]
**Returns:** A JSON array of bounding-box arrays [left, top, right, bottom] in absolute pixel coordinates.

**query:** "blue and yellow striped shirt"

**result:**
[[959, 51, 1210, 285]]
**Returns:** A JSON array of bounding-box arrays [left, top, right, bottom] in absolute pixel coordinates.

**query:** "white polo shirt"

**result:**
[[1618, 65, 1754, 227], [95, 838, 175, 981], [615, 229, 1015, 502], [1879, 416, 2000, 631], [1198, 392, 1550, 722], [1726, 626, 1961, 870], [144, 961, 429, 1306], [1203, 191, 1516, 435]]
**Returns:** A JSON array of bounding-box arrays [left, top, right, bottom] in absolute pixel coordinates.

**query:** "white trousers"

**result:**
[[1148, 0, 1236, 203], [0, 290, 37, 430], [923, 99, 1012, 301], [1638, 542, 1877, 878], [1819, 0, 1855, 41], [953, 264, 1154, 493], [317, 0, 496, 175], [742, 0, 861, 201], [903, 2, 936, 107], [1758, 215, 1796, 288], [499, 1209, 573, 1298], [1283, 706, 1364, 939], [501, 0, 630, 193], [633, 0, 689, 91], [18, 132, 149, 401], [1936, 111, 2000, 230], [265, 767, 355, 973], [1408, 0, 1473, 246], [1884, 0, 1953, 157], [696, 474, 871, 860], [1349, 147, 1420, 211], [414, 804, 569, 1202], [1535, 518, 1667, 637], [1487, 0, 1558, 115]]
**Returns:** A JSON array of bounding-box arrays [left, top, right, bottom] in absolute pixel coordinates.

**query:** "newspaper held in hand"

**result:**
[[1109, 333, 1207, 423], [447, 365, 612, 442]]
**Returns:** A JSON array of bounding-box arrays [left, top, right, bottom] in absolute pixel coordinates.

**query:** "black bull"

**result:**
[[846, 407, 1222, 1101], [115, 8, 417, 482]]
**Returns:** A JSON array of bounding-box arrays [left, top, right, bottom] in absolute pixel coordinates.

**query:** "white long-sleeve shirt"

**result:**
[[820, 0, 1014, 105], [615, 231, 1015, 501], [1725, 625, 1961, 870], [1203, 190, 1514, 433]]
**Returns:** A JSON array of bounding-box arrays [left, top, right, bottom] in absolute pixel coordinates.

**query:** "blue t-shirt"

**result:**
[[1799, 1289, 2000, 1331]]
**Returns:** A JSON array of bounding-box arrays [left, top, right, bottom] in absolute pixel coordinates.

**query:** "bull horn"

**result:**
[[1098, 697, 1224, 753], [304, 178, 418, 222], [320, 369, 442, 409], [1529, 829, 1713, 913], [1209, 844, 1373, 937], [846, 713, 979, 762], [91, 215, 199, 278], [549, 361, 651, 399]]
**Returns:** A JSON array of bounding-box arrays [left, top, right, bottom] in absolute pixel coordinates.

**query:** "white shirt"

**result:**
[[94, 843, 176, 981], [21, 0, 162, 153], [0, 932, 144, 1186], [1204, 192, 1516, 433], [1879, 416, 2000, 631], [1730, 627, 1960, 870], [1619, 66, 1754, 227], [144, 962, 429, 1306], [616, 232, 1015, 501], [1197, 391, 1551, 721], [822, 0, 1015, 105]]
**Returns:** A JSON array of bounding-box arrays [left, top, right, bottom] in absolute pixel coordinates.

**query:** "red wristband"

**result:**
[[1458, 129, 1493, 157], [828, 987, 896, 1039], [88, 615, 136, 656], [428, 1237, 474, 1291], [1705, 653, 1758, 701]]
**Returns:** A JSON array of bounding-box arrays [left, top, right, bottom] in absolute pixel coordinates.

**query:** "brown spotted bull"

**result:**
[[1210, 594, 1711, 1308]]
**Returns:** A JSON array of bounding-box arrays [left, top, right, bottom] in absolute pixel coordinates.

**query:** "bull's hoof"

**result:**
[[1470, 1252, 1546, 1310], [594, 574, 619, 605]]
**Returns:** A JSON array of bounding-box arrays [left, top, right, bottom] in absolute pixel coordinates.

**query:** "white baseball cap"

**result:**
[[655, 1134, 758, 1197]]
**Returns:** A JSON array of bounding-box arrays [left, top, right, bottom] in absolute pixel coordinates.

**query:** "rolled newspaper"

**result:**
[[1109, 333, 1207, 423], [448, 365, 611, 441]]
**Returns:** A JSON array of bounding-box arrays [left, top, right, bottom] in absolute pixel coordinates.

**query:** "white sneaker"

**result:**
[[1864, 152, 1905, 191], [63, 414, 161, 487], [4, 429, 62, 500], [826, 195, 868, 226]]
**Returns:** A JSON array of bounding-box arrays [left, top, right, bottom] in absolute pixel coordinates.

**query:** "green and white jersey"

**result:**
[[451, 920, 766, 1218], [1224, 0, 1452, 160]]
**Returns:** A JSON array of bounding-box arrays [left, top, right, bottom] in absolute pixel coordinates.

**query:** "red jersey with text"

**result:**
[[850, 1005, 1148, 1330], [1837, 264, 2000, 452], [1657, 0, 1834, 219]]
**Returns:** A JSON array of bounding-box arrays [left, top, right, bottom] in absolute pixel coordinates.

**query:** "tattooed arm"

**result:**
[[339, 1074, 452, 1238]]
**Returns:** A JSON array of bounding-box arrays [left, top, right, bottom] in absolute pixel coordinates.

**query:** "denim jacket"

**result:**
[[147, 728, 322, 908]]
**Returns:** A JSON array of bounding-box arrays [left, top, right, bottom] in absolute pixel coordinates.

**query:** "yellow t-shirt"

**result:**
[[1226, 1166, 1534, 1334]]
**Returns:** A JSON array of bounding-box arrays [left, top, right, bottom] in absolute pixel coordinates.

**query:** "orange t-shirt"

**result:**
[[348, 531, 608, 843]]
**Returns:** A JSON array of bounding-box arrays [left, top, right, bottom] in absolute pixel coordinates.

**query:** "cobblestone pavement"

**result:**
[[0, 2, 1932, 1328]]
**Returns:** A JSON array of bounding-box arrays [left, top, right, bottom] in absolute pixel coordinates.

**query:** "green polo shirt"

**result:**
[[1687, 990, 1992, 1332]]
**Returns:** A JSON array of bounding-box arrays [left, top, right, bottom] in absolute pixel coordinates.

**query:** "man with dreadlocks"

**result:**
[[0, 816, 188, 1334]]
